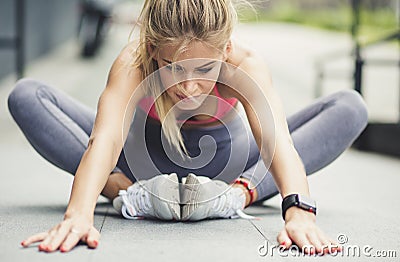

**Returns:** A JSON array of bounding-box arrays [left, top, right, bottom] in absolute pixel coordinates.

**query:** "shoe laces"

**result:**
[[118, 183, 152, 219], [211, 187, 258, 220]]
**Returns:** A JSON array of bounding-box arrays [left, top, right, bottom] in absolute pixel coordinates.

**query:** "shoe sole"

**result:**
[[181, 173, 233, 221], [112, 195, 123, 215], [181, 173, 205, 220], [151, 173, 181, 220]]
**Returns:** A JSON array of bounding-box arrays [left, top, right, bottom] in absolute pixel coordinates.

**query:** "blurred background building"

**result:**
[[0, 0, 81, 79]]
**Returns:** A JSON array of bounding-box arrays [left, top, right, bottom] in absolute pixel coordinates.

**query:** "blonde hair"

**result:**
[[129, 0, 255, 159]]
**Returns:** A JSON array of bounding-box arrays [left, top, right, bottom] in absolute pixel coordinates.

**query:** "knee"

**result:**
[[8, 78, 43, 118], [337, 89, 369, 135]]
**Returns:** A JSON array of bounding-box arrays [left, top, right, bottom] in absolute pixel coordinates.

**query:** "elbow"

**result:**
[[87, 136, 95, 149], [87, 134, 122, 165]]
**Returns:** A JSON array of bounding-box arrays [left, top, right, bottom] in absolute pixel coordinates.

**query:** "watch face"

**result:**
[[298, 195, 316, 208]]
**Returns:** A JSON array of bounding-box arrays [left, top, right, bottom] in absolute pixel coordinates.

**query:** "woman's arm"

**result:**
[[22, 42, 145, 252], [227, 55, 310, 198], [228, 54, 340, 255], [66, 42, 144, 218]]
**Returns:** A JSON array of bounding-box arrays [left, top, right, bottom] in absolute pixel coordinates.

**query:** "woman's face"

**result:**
[[152, 41, 228, 111]]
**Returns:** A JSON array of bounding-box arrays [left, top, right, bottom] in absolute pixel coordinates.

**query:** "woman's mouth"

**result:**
[[176, 94, 203, 106], [177, 94, 200, 100], [176, 94, 187, 100]]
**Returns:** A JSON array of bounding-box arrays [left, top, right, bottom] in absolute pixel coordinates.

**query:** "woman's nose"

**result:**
[[182, 80, 198, 94]]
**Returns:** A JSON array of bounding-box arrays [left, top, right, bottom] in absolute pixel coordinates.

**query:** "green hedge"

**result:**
[[239, 3, 398, 40]]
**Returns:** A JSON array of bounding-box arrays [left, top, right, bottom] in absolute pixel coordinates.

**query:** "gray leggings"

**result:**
[[7, 78, 368, 203]]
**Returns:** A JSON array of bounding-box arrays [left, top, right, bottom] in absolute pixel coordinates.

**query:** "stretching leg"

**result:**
[[7, 78, 133, 198], [8, 78, 96, 174], [240, 89, 369, 203]]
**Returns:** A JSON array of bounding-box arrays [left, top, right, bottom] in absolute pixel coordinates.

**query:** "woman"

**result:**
[[9, 0, 367, 254]]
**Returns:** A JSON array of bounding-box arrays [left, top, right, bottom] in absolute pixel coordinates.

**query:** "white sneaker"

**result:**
[[181, 173, 251, 221], [113, 173, 180, 220]]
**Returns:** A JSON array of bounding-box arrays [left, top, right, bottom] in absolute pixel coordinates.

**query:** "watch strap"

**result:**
[[281, 194, 316, 220]]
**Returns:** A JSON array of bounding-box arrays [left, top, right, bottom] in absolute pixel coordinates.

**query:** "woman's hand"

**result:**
[[20, 213, 100, 253], [277, 207, 342, 255]]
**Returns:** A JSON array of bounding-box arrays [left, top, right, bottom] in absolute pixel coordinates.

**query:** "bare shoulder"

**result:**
[[107, 40, 142, 88], [118, 39, 140, 61], [102, 39, 147, 109], [218, 38, 263, 100], [218, 42, 272, 102]]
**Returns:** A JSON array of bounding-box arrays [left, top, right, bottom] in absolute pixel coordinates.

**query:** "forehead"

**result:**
[[157, 41, 221, 61]]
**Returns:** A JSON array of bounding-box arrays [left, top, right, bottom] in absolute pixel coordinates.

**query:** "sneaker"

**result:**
[[181, 173, 251, 221], [112, 173, 180, 220]]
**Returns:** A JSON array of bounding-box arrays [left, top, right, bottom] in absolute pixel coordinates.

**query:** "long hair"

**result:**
[[128, 0, 255, 159]]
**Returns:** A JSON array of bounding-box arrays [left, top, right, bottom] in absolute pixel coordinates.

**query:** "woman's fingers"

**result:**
[[59, 228, 85, 252], [21, 226, 99, 252], [312, 227, 338, 254], [330, 237, 342, 252], [280, 224, 343, 256], [41, 227, 97, 252], [306, 231, 323, 254], [21, 215, 98, 253], [59, 226, 100, 252], [276, 228, 292, 249], [44, 222, 73, 252], [21, 232, 48, 247], [280, 224, 316, 255], [291, 233, 314, 255], [85, 227, 100, 249], [39, 227, 60, 251], [317, 232, 342, 254]]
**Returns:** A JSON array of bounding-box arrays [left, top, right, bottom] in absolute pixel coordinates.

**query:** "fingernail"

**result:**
[[39, 244, 45, 250], [20, 241, 25, 246], [93, 240, 98, 247], [280, 241, 286, 246], [60, 247, 66, 253]]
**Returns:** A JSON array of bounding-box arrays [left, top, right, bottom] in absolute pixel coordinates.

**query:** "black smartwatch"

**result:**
[[281, 194, 317, 220]]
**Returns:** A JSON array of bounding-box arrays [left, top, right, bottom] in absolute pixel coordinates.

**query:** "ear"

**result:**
[[222, 39, 232, 61], [147, 43, 157, 59]]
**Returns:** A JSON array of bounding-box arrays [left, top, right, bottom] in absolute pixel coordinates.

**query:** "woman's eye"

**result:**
[[196, 67, 213, 74], [166, 65, 183, 72], [165, 65, 213, 74]]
